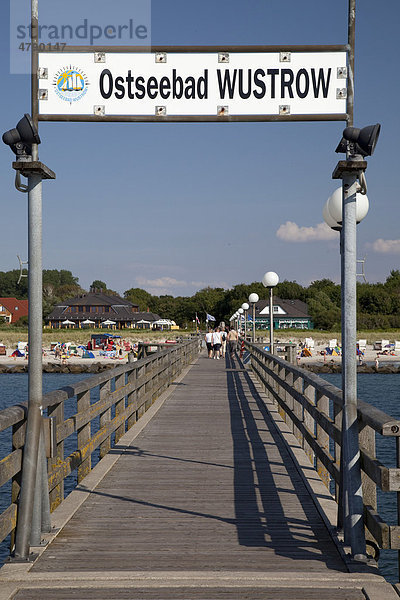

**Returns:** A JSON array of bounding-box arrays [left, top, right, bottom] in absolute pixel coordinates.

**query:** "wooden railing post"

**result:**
[[137, 362, 146, 420], [114, 373, 126, 445], [144, 360, 153, 411], [99, 380, 111, 459], [277, 363, 287, 421], [334, 401, 343, 509], [285, 368, 294, 433], [77, 390, 91, 483], [127, 365, 138, 430], [47, 400, 64, 510], [303, 382, 315, 464], [293, 373, 304, 448], [316, 390, 330, 488], [359, 423, 377, 516], [10, 419, 25, 551]]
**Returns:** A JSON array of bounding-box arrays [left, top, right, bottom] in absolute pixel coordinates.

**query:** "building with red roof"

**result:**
[[0, 298, 29, 324]]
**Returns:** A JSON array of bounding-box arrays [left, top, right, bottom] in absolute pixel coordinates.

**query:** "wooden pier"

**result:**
[[0, 346, 398, 599]]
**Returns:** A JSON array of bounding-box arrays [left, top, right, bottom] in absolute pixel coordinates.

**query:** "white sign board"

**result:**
[[38, 51, 347, 119]]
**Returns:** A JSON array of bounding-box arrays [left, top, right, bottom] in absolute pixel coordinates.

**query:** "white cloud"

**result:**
[[276, 221, 338, 243], [370, 239, 400, 254], [136, 276, 188, 289]]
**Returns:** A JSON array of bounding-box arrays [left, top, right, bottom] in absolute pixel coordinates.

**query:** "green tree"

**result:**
[[90, 279, 107, 290], [307, 290, 341, 330], [124, 288, 157, 312], [43, 269, 79, 287], [0, 270, 28, 299]]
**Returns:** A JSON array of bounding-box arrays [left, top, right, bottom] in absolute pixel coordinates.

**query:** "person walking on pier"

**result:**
[[227, 327, 238, 357], [212, 327, 222, 359], [205, 329, 214, 358]]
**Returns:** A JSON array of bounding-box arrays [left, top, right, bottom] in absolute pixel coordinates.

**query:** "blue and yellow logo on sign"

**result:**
[[53, 66, 89, 103]]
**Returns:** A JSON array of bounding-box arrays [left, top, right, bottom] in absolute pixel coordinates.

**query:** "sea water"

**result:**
[[321, 373, 400, 583], [0, 372, 399, 582]]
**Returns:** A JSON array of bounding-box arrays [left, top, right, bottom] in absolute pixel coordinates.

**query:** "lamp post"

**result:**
[[238, 308, 244, 336], [248, 293, 259, 343], [241, 303, 249, 341], [324, 122, 380, 561], [262, 272, 279, 354]]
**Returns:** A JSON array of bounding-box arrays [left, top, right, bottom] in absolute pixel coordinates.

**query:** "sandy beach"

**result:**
[[0, 348, 129, 373], [0, 337, 399, 374]]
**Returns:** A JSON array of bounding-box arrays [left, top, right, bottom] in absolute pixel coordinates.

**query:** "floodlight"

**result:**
[[335, 123, 381, 157], [2, 114, 41, 158]]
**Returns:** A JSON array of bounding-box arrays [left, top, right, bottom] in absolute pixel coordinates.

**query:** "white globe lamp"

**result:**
[[262, 271, 279, 288], [327, 186, 369, 226]]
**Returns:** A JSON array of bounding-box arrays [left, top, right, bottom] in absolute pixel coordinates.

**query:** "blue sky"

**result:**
[[0, 1, 399, 297]]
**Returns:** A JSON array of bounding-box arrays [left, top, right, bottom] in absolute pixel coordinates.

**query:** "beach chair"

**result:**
[[357, 339, 367, 351], [395, 341, 400, 352], [381, 339, 390, 350], [329, 339, 337, 349], [305, 337, 314, 349]]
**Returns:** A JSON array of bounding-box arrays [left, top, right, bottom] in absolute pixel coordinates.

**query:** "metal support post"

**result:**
[[252, 304, 255, 343], [333, 162, 367, 561], [244, 310, 247, 341], [269, 287, 274, 354], [14, 172, 43, 559], [396, 437, 400, 581]]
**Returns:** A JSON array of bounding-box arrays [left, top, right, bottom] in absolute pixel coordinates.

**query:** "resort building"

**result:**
[[252, 297, 313, 330], [46, 290, 163, 329], [0, 298, 29, 324]]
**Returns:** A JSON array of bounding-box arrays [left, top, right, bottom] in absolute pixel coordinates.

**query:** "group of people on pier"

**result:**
[[205, 327, 238, 359]]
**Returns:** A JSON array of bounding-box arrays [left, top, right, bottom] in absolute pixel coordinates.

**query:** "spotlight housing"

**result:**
[[2, 114, 41, 158], [335, 123, 381, 158]]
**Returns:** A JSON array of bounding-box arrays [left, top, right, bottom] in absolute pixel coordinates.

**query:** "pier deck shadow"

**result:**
[[11, 352, 390, 598]]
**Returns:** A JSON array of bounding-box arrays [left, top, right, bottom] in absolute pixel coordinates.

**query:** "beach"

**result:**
[[0, 336, 399, 374]]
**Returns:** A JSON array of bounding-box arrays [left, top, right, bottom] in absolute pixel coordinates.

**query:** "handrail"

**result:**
[[244, 340, 400, 574], [0, 339, 200, 555]]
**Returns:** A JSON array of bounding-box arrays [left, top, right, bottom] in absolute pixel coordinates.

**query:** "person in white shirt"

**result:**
[[212, 328, 222, 359], [205, 329, 214, 358]]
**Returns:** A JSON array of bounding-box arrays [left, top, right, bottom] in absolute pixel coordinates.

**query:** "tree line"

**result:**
[[1, 269, 400, 330]]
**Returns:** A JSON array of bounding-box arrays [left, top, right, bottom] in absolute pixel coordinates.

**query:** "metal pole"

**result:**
[[396, 437, 400, 581], [244, 310, 247, 341], [14, 172, 44, 558], [347, 0, 356, 128], [338, 228, 346, 534], [342, 172, 366, 560], [252, 304, 255, 343], [339, 0, 356, 538], [269, 287, 274, 353], [14, 0, 44, 559]]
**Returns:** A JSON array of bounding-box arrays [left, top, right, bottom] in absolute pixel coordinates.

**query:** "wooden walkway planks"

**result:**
[[31, 352, 346, 574], [11, 585, 367, 600]]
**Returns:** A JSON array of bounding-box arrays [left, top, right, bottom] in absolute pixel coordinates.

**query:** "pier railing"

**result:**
[[245, 340, 400, 566], [0, 339, 200, 554]]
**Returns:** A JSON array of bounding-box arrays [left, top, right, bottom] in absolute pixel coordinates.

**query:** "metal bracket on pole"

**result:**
[[12, 161, 56, 180], [17, 255, 28, 285]]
